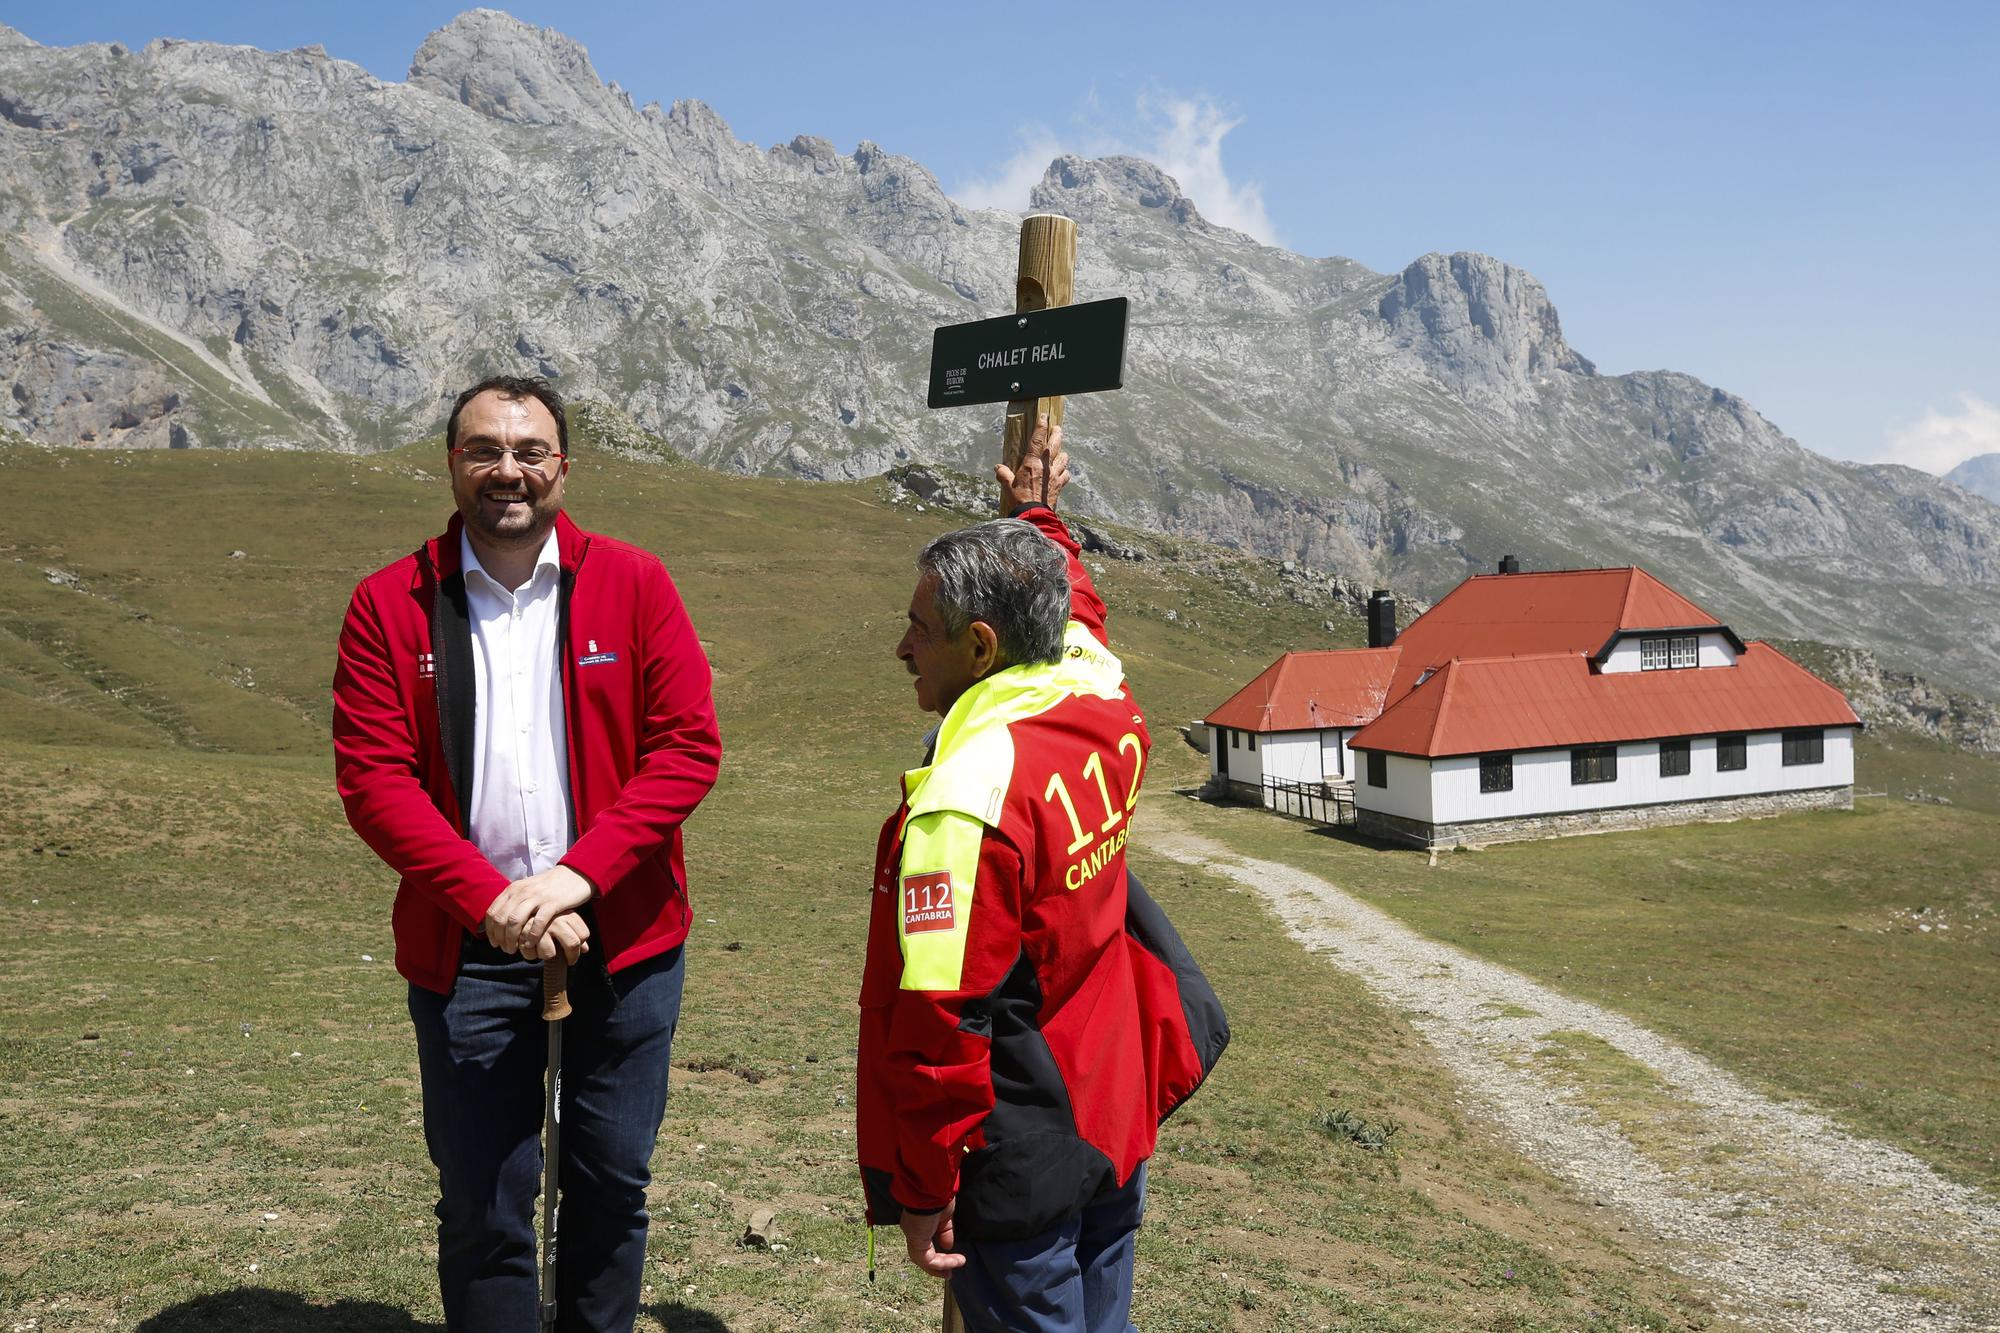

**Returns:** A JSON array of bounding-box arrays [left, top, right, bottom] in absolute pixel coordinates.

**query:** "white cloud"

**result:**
[[1140, 95, 1278, 243], [951, 131, 1070, 214], [947, 92, 1278, 246], [1880, 393, 2000, 475]]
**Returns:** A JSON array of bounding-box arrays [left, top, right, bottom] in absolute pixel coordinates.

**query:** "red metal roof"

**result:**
[[1348, 642, 1861, 757], [1204, 565, 1857, 755], [1382, 567, 1725, 703], [1205, 647, 1402, 733], [1619, 567, 1725, 628]]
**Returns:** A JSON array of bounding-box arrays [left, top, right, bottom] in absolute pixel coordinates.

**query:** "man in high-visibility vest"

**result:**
[[857, 419, 1222, 1332]]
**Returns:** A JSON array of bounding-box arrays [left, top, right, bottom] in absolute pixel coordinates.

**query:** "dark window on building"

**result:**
[[1571, 744, 1618, 785], [1366, 751, 1387, 788], [1230, 730, 1240, 749], [1659, 738, 1691, 777], [1479, 753, 1513, 793], [1248, 733, 1257, 752], [1782, 729, 1824, 766], [1716, 734, 1747, 771]]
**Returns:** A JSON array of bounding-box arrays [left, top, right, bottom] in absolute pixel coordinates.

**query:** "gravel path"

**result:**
[[1146, 816, 2000, 1332]]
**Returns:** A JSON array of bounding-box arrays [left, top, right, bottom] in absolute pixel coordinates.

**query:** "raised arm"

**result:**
[[995, 417, 1110, 644]]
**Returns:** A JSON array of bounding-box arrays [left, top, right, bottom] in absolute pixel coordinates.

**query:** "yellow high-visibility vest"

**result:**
[[894, 622, 1126, 991]]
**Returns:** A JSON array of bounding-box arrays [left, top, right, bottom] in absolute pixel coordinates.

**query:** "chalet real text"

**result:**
[[977, 342, 1065, 370]]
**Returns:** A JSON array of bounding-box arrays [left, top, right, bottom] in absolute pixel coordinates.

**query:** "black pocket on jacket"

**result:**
[[954, 1133, 1116, 1242]]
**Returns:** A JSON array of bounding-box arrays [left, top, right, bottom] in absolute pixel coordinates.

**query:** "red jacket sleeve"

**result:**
[[878, 821, 1024, 1212], [332, 579, 508, 928], [560, 558, 721, 895], [1015, 505, 1109, 646]]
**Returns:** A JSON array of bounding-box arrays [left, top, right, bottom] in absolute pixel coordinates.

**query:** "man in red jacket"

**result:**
[[333, 376, 720, 1332], [859, 420, 1220, 1333]]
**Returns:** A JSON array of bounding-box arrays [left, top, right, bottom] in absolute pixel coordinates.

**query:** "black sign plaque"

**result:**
[[926, 297, 1128, 409]]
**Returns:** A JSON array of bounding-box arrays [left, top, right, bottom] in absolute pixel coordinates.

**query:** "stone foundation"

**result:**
[[1198, 776, 1257, 804], [1356, 786, 1854, 850]]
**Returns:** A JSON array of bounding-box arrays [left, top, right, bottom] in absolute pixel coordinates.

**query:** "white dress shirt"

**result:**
[[461, 528, 573, 882]]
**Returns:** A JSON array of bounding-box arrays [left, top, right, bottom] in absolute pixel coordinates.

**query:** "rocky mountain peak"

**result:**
[[0, 24, 38, 50], [1945, 453, 2000, 506], [1029, 154, 1208, 230], [645, 96, 750, 163], [408, 8, 621, 127], [1377, 251, 1594, 399], [850, 140, 959, 220], [774, 134, 844, 175]]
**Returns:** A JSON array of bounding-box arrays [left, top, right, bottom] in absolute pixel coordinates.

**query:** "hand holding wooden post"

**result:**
[[997, 415, 1071, 516]]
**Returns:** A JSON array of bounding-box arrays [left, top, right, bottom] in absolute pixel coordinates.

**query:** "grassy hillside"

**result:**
[[4, 439, 1719, 1330]]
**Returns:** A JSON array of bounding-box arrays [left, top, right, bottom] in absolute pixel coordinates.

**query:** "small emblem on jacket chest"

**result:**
[[416, 652, 435, 680]]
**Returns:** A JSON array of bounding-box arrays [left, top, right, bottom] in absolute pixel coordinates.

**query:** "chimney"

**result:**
[[1498, 554, 1522, 574], [1367, 590, 1397, 648]]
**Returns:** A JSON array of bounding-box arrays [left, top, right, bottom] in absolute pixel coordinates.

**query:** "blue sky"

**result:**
[[10, 1, 1999, 473]]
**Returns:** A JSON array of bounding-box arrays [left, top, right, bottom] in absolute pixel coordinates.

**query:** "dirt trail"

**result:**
[[1146, 814, 2000, 1332]]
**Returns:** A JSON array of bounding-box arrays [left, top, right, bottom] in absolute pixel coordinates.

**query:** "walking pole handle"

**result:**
[[542, 957, 571, 1021]]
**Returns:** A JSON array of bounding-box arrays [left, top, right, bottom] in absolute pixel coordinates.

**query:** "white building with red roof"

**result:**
[[1203, 562, 1860, 848]]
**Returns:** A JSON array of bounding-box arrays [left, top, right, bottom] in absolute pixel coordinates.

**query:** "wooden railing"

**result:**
[[1260, 776, 1356, 827]]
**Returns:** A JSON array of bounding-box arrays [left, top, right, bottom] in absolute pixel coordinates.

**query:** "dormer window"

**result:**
[[1641, 635, 1699, 670]]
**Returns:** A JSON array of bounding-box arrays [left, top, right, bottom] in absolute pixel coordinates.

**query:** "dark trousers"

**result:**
[[408, 939, 683, 1333], [949, 1165, 1147, 1333]]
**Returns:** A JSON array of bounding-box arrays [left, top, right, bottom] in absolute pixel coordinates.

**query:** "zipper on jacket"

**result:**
[[555, 535, 588, 846], [418, 543, 472, 832], [554, 537, 614, 992]]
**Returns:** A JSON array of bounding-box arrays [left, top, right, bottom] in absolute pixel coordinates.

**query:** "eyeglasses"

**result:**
[[450, 444, 567, 474]]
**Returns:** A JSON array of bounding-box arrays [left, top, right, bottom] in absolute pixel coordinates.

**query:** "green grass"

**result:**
[[1170, 774, 2000, 1195], [1523, 1032, 1716, 1175], [1, 440, 1719, 1329], [1849, 727, 2000, 814], [0, 738, 1710, 1332]]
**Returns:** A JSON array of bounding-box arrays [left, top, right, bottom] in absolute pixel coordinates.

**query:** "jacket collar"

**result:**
[[425, 510, 588, 578], [902, 621, 1126, 805]]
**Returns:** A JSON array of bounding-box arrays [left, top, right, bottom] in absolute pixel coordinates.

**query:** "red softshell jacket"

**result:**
[[333, 511, 721, 993], [857, 508, 1226, 1242]]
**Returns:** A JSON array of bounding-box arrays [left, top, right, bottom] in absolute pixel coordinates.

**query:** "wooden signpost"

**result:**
[[1005, 213, 1075, 472], [927, 213, 1128, 476]]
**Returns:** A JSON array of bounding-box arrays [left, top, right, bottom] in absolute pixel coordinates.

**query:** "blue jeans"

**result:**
[[408, 939, 683, 1333], [949, 1164, 1146, 1333]]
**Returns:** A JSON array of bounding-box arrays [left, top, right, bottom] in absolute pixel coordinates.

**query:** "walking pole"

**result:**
[[538, 957, 571, 1333], [942, 1283, 967, 1333]]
